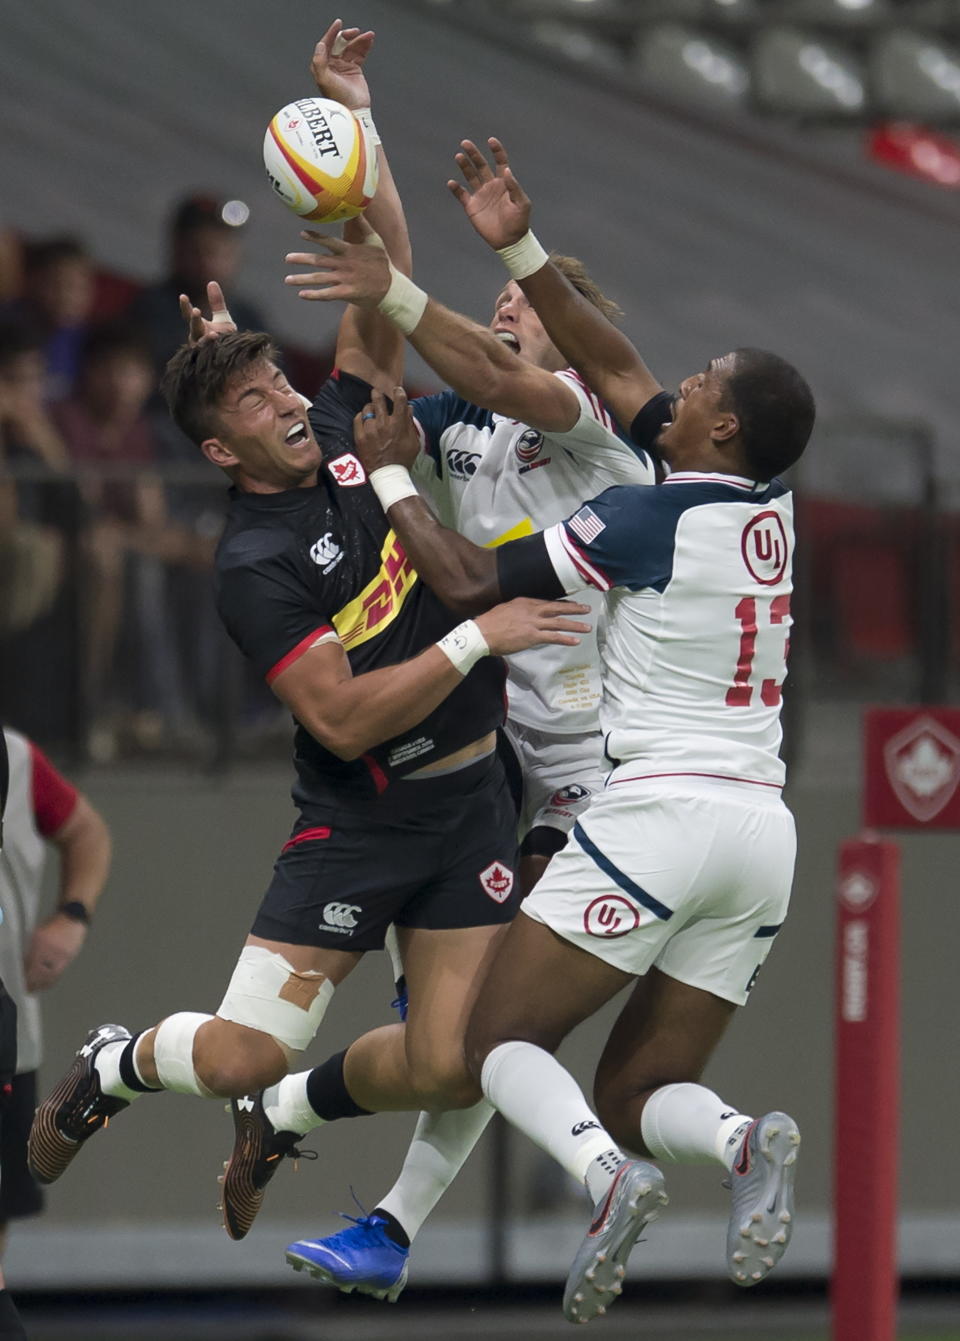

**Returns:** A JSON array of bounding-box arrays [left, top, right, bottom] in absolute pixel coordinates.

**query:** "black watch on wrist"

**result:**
[[58, 901, 91, 926]]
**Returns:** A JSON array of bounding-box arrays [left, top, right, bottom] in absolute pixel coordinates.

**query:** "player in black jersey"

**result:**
[[26, 19, 589, 1246]]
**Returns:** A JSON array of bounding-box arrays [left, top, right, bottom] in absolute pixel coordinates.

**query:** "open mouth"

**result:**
[[495, 331, 520, 354], [285, 421, 310, 448]]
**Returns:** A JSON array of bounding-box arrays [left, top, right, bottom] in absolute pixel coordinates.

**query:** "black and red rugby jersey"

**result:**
[[215, 372, 506, 800]]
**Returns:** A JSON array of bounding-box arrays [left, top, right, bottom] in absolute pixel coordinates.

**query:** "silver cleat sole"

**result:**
[[563, 1161, 668, 1324], [727, 1112, 800, 1287]]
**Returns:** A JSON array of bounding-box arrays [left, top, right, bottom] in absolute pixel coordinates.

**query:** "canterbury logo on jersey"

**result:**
[[332, 529, 418, 651], [445, 447, 481, 480]]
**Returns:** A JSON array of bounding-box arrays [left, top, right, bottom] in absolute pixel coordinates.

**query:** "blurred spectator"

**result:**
[[0, 226, 22, 307], [0, 324, 65, 641], [128, 195, 266, 384], [0, 725, 110, 1262], [52, 322, 213, 755], [8, 238, 97, 402]]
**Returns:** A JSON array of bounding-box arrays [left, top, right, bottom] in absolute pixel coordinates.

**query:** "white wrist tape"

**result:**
[[354, 107, 381, 147], [370, 464, 418, 512], [378, 263, 429, 334], [436, 620, 490, 676], [496, 230, 549, 281]]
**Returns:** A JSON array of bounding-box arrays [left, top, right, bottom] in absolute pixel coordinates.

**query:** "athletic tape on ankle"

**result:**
[[354, 107, 381, 147], [152, 1013, 215, 1097], [436, 620, 489, 676], [217, 946, 334, 1053], [369, 465, 418, 512], [378, 265, 428, 334], [496, 231, 549, 281]]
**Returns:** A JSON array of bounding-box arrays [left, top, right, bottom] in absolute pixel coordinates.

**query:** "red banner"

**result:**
[[863, 706, 960, 830]]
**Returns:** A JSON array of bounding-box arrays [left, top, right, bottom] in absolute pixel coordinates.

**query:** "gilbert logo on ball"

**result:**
[[263, 97, 378, 223]]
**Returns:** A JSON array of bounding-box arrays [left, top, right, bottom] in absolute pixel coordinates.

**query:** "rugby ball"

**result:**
[[263, 97, 379, 223]]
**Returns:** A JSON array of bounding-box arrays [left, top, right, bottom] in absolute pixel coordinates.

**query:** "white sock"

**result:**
[[377, 1100, 494, 1242], [93, 1041, 144, 1104], [481, 1041, 624, 1192], [640, 1082, 752, 1172], [263, 1071, 326, 1136]]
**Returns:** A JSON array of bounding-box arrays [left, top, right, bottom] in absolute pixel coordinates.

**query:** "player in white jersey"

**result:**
[[307, 136, 817, 1321]]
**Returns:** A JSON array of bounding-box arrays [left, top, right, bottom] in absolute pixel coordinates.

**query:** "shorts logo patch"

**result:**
[[571, 1119, 601, 1136], [328, 453, 367, 487], [583, 894, 640, 939], [321, 902, 361, 933], [479, 862, 515, 904]]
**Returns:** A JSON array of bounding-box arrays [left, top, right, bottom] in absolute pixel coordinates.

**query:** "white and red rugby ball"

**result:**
[[263, 97, 378, 223]]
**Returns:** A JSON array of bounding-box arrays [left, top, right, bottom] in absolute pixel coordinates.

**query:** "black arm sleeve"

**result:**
[[496, 533, 565, 602], [629, 390, 675, 458]]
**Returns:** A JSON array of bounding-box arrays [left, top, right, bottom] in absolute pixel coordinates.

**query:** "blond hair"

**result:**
[[549, 252, 623, 322]]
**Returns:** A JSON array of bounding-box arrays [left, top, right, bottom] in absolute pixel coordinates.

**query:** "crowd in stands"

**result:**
[[0, 199, 337, 762]]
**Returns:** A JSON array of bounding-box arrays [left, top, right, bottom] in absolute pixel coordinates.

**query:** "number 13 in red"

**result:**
[[726, 594, 791, 708]]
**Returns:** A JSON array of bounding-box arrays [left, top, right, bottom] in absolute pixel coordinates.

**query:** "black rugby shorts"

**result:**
[[252, 752, 520, 951], [0, 1071, 44, 1221]]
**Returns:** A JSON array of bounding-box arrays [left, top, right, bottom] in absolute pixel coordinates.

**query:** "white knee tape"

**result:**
[[217, 946, 335, 1053], [152, 1012, 215, 1097]]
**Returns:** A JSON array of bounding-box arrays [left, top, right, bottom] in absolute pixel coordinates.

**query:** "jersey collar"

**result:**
[[663, 470, 764, 491]]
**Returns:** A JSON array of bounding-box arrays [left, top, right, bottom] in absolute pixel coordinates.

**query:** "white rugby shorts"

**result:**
[[503, 720, 607, 839], [521, 776, 795, 1006]]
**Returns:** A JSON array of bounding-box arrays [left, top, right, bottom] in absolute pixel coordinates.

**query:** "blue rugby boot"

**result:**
[[286, 1213, 409, 1302]]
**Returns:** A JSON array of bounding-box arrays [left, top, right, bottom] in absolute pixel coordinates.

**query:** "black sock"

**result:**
[[372, 1207, 410, 1249], [0, 1288, 28, 1339], [305, 1049, 373, 1122], [118, 1033, 162, 1093]]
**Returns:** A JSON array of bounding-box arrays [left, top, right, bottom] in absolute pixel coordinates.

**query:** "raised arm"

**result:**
[[450, 138, 663, 430], [307, 20, 409, 394], [284, 236, 580, 432]]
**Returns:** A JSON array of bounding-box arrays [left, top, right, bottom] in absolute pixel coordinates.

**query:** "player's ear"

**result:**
[[711, 410, 740, 444], [201, 436, 240, 470]]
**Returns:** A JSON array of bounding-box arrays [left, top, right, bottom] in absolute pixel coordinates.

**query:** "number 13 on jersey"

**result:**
[[726, 594, 791, 708]]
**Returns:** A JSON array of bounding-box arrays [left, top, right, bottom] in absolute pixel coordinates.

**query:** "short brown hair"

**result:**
[[161, 331, 278, 446], [549, 253, 623, 322]]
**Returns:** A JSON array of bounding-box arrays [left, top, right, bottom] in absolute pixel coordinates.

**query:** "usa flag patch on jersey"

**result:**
[[569, 506, 606, 545]]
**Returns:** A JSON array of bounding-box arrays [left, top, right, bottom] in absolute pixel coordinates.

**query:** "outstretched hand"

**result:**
[[353, 387, 420, 473], [311, 18, 375, 111], [448, 137, 532, 251], [285, 226, 390, 305], [179, 281, 236, 344], [475, 597, 591, 657]]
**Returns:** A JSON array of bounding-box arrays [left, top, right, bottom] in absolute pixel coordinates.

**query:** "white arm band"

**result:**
[[377, 263, 429, 335], [369, 464, 419, 512], [496, 230, 549, 281], [436, 620, 489, 676], [354, 107, 381, 147]]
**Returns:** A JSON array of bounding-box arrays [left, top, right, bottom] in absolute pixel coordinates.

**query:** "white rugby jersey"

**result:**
[[411, 371, 656, 734], [536, 473, 795, 788]]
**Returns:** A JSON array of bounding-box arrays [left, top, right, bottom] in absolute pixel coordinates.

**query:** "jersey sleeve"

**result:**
[[629, 390, 675, 458], [216, 531, 340, 684], [544, 485, 681, 594], [543, 371, 656, 481], [307, 370, 375, 459], [29, 741, 79, 837]]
